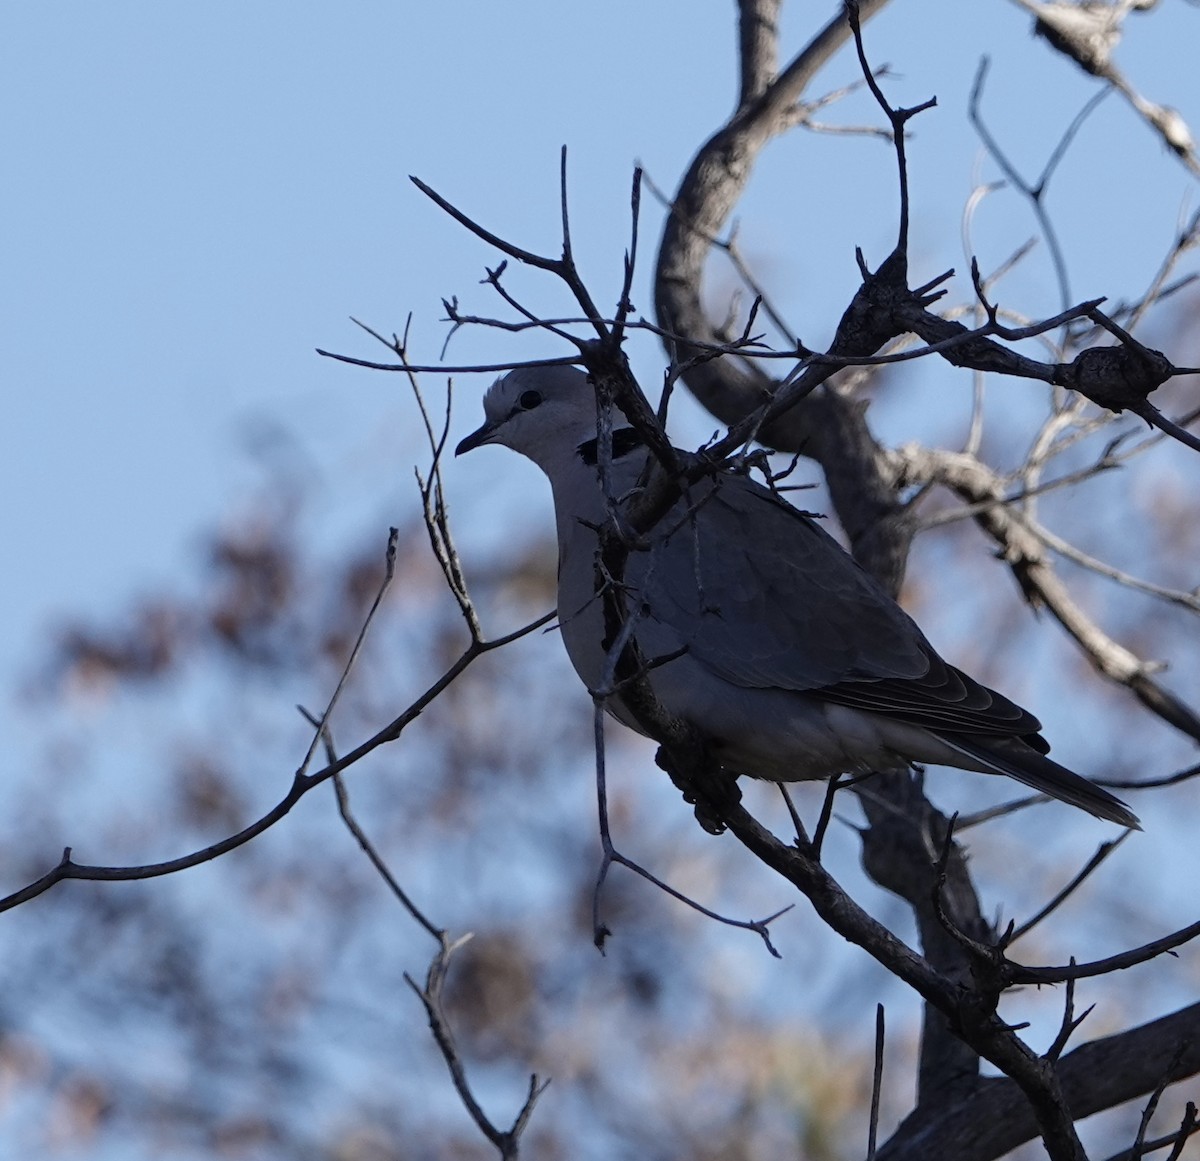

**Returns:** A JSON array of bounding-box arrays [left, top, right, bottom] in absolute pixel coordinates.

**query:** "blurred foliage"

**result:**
[[6, 473, 910, 1160]]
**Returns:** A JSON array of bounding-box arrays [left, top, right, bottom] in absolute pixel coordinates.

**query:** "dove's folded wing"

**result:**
[[639, 473, 1042, 741]]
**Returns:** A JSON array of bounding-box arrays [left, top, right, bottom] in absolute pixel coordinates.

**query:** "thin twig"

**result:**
[[1011, 917, 1200, 985], [812, 773, 844, 860], [406, 942, 550, 1160], [845, 0, 937, 254], [1129, 1044, 1189, 1161], [969, 58, 1108, 314], [590, 672, 788, 956], [1044, 970, 1092, 1063], [295, 526, 400, 779], [1101, 761, 1200, 792], [1010, 831, 1131, 943], [297, 707, 443, 943], [317, 716, 547, 1156], [868, 1003, 886, 1159]]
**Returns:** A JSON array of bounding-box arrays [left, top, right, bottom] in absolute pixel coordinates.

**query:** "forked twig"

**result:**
[[590, 672, 789, 957], [406, 941, 550, 1160], [310, 712, 549, 1159]]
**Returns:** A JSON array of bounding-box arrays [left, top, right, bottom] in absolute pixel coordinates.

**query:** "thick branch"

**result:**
[[879, 1003, 1200, 1161], [711, 795, 1087, 1159]]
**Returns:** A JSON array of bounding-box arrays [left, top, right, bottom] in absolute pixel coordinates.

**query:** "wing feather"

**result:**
[[634, 472, 1040, 740]]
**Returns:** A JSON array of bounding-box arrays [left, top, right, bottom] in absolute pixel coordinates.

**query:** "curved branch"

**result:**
[[654, 0, 897, 495]]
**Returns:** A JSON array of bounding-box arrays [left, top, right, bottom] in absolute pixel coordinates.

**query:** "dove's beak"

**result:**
[[455, 422, 497, 456]]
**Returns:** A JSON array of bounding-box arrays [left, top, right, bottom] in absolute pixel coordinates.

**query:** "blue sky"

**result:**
[[4, 1, 1196, 654]]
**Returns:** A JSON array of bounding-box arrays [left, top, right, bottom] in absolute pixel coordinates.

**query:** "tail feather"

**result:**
[[938, 734, 1140, 829]]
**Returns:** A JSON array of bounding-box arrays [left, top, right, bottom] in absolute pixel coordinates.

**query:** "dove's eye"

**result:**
[[518, 390, 542, 411]]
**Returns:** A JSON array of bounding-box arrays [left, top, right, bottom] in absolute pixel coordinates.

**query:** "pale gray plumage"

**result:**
[[456, 365, 1138, 829]]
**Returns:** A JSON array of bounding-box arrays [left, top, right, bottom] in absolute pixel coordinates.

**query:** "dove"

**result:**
[[456, 365, 1138, 829]]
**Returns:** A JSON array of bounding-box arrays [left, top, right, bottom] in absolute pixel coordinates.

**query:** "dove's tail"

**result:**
[[937, 734, 1141, 829]]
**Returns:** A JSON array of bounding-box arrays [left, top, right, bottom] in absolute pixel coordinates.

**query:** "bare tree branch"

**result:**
[[879, 1004, 1200, 1160], [894, 444, 1200, 743], [0, 590, 555, 913]]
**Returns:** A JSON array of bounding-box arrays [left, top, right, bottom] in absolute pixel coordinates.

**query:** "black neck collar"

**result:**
[[576, 427, 646, 466]]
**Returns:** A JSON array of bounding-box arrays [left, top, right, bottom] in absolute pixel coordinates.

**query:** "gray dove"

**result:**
[[456, 365, 1138, 829]]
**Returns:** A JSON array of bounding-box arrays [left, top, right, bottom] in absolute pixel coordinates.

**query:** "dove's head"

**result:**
[[455, 365, 600, 471]]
